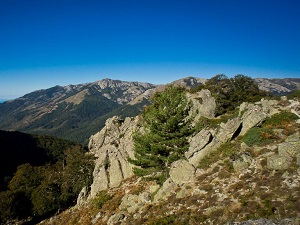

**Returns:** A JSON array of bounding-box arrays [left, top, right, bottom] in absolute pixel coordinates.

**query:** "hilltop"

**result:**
[[36, 77, 300, 225]]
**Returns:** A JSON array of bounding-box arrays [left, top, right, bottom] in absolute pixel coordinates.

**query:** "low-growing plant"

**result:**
[[198, 141, 239, 169], [262, 111, 299, 128], [149, 215, 176, 225], [90, 190, 112, 210], [242, 127, 275, 146]]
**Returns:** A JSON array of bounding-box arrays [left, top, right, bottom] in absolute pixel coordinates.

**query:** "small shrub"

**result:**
[[149, 215, 176, 225], [198, 142, 239, 169], [90, 190, 112, 210], [242, 127, 275, 146], [263, 111, 299, 128], [287, 90, 300, 100]]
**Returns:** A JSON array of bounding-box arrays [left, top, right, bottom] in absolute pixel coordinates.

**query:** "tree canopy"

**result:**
[[203, 74, 267, 115], [129, 85, 193, 183]]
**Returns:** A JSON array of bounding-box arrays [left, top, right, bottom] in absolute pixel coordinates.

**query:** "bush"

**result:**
[[90, 190, 112, 210], [242, 127, 275, 146], [198, 142, 239, 169], [262, 111, 299, 128]]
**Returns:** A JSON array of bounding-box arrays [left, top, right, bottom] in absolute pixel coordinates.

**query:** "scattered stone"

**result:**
[[107, 213, 126, 225], [176, 184, 194, 199], [91, 212, 101, 224], [233, 158, 249, 173], [267, 155, 291, 170], [119, 192, 151, 214], [153, 178, 177, 202]]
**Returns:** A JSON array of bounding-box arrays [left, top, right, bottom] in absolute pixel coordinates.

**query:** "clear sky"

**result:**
[[0, 0, 299, 99]]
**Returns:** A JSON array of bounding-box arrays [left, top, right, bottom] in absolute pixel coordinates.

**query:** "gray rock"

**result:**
[[185, 129, 212, 159], [77, 186, 89, 206], [233, 154, 252, 173], [267, 155, 291, 170], [176, 184, 194, 199], [227, 218, 299, 225], [153, 178, 177, 202], [188, 138, 222, 167], [91, 212, 101, 224], [188, 117, 241, 166], [278, 133, 300, 160], [107, 213, 126, 225], [218, 117, 241, 143], [187, 89, 216, 122], [149, 184, 160, 193], [89, 116, 137, 198], [233, 159, 249, 173], [240, 104, 267, 135], [119, 192, 151, 214], [169, 159, 196, 185]]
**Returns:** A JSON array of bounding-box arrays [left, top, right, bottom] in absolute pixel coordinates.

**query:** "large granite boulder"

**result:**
[[187, 89, 216, 122], [188, 117, 241, 167], [119, 192, 151, 214], [278, 133, 300, 160], [185, 129, 213, 159], [153, 178, 177, 203], [267, 155, 291, 170], [88, 116, 138, 198], [169, 159, 196, 185], [240, 103, 268, 135]]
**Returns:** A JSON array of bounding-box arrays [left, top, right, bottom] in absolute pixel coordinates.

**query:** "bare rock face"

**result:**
[[88, 116, 138, 198], [240, 103, 268, 135], [188, 117, 242, 166], [169, 159, 196, 185], [267, 133, 300, 170], [153, 178, 177, 203], [187, 89, 216, 121], [185, 129, 213, 159], [77, 186, 89, 206], [278, 133, 300, 160]]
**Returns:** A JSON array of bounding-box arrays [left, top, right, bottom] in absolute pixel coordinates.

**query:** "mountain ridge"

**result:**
[[0, 77, 299, 144]]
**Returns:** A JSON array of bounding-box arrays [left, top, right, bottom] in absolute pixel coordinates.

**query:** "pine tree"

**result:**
[[129, 85, 193, 183]]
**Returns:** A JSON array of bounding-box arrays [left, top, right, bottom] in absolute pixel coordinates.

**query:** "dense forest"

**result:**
[[0, 131, 95, 224]]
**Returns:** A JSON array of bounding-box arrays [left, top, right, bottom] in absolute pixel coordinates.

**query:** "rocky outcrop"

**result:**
[[187, 89, 216, 120], [88, 116, 138, 198], [77, 186, 89, 206], [119, 192, 151, 214], [233, 154, 253, 173], [267, 133, 300, 170], [169, 159, 196, 185], [188, 117, 242, 166], [153, 178, 177, 203], [240, 103, 268, 135], [267, 155, 291, 170]]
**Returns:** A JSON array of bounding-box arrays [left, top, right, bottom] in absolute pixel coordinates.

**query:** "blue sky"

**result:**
[[0, 0, 299, 99]]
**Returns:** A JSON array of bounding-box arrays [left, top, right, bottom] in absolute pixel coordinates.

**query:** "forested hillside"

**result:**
[[0, 131, 95, 224]]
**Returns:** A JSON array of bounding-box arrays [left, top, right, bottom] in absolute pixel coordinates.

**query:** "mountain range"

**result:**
[[0, 77, 299, 144]]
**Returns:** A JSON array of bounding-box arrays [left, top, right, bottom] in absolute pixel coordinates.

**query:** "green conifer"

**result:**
[[130, 85, 192, 183]]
